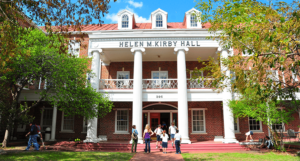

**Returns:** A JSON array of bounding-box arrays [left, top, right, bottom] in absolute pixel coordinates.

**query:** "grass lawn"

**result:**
[[0, 151, 134, 161], [182, 152, 298, 161], [285, 142, 300, 145]]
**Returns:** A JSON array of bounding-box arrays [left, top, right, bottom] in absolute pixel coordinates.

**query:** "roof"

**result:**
[[41, 22, 211, 32]]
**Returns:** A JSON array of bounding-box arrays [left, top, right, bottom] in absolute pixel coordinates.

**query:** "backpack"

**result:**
[[35, 125, 41, 134], [132, 130, 138, 140]]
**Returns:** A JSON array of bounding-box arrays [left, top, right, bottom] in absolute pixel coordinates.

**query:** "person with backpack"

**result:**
[[174, 129, 181, 154], [131, 125, 138, 153], [154, 124, 163, 149], [160, 130, 169, 154], [24, 122, 39, 151]]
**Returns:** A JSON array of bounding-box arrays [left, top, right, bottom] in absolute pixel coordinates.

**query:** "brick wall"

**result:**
[[188, 101, 224, 141]]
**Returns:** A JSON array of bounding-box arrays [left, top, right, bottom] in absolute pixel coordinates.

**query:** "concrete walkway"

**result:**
[[130, 151, 184, 161]]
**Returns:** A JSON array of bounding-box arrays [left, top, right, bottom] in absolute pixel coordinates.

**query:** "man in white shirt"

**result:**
[[168, 122, 177, 148], [174, 130, 181, 154], [154, 125, 163, 149]]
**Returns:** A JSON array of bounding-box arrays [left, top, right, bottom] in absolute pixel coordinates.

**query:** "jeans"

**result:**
[[131, 139, 137, 152], [26, 134, 39, 150], [266, 140, 273, 149], [175, 140, 181, 153], [144, 138, 150, 152]]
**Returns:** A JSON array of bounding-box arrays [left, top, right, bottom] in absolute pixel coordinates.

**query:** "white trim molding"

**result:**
[[191, 109, 206, 133]]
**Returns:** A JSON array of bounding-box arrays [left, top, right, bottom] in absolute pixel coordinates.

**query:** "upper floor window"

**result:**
[[156, 14, 163, 27], [68, 40, 80, 57], [190, 15, 197, 27], [122, 15, 129, 28]]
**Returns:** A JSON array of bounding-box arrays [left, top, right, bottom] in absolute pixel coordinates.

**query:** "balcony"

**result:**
[[99, 79, 213, 90]]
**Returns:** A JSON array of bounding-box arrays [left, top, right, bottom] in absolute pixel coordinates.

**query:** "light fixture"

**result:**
[[122, 67, 124, 71], [159, 67, 161, 71]]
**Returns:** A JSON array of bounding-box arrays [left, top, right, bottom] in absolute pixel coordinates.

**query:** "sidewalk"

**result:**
[[130, 151, 184, 161]]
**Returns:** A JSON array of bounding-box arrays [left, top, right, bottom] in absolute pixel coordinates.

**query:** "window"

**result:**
[[17, 124, 26, 132], [190, 15, 197, 27], [83, 118, 88, 133], [192, 109, 206, 133], [151, 71, 168, 87], [122, 15, 129, 28], [61, 112, 74, 132], [156, 14, 163, 27], [190, 70, 203, 79], [41, 108, 53, 131], [272, 123, 284, 131], [266, 70, 279, 81], [115, 110, 129, 133], [68, 40, 80, 57], [117, 71, 130, 88], [249, 117, 262, 132], [234, 118, 239, 132]]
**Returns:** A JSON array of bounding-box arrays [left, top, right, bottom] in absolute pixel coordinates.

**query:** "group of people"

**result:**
[[245, 130, 273, 149], [131, 122, 182, 154]]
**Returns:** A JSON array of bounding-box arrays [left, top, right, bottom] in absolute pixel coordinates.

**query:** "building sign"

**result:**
[[119, 41, 201, 48]]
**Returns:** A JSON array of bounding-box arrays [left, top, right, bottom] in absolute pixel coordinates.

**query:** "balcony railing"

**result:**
[[99, 78, 213, 89]]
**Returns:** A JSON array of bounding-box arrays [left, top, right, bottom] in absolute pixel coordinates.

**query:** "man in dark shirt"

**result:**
[[24, 122, 39, 151]]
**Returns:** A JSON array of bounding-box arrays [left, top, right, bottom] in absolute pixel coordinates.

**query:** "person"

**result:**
[[245, 130, 254, 142], [24, 122, 39, 151], [260, 136, 273, 149], [161, 121, 167, 132], [169, 122, 177, 148], [161, 130, 169, 154], [174, 129, 181, 154], [131, 125, 138, 153], [154, 124, 163, 149], [143, 124, 154, 153]]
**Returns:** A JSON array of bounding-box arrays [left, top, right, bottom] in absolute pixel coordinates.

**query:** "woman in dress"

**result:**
[[161, 130, 169, 154], [143, 124, 154, 153]]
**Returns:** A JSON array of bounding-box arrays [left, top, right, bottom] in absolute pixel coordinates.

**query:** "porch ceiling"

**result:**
[[102, 47, 218, 62]]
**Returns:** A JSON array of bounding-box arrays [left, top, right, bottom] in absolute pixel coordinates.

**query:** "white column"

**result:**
[[220, 48, 239, 143], [84, 49, 102, 143], [131, 48, 145, 144], [174, 47, 191, 144], [49, 104, 57, 141]]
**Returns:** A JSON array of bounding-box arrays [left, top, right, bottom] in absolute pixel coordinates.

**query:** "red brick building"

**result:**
[[15, 8, 299, 144]]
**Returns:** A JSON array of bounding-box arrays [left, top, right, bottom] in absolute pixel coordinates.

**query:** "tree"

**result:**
[[0, 27, 113, 147], [0, 0, 116, 76], [193, 0, 300, 144]]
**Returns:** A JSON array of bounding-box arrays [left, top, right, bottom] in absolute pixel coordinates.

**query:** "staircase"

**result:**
[[41, 141, 246, 152]]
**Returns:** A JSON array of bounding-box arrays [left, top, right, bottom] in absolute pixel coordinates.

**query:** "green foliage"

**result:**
[[75, 138, 81, 142], [0, 27, 113, 133]]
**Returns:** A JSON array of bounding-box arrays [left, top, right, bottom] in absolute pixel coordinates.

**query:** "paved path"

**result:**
[[130, 151, 184, 161]]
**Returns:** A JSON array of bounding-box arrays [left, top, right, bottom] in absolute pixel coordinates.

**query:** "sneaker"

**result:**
[[172, 143, 173, 147], [156, 145, 158, 149], [250, 140, 253, 142]]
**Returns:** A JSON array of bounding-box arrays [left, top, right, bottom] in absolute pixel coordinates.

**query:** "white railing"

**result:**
[[187, 78, 213, 88], [99, 79, 134, 89], [99, 78, 214, 90], [142, 79, 178, 89]]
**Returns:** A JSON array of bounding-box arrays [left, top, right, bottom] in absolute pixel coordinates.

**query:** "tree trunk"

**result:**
[[2, 126, 11, 148]]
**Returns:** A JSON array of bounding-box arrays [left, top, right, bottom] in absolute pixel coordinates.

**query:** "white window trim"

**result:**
[[191, 109, 206, 133], [17, 124, 26, 132], [117, 71, 130, 79], [114, 109, 129, 134], [61, 112, 75, 133], [117, 9, 134, 30], [248, 117, 263, 132], [151, 71, 168, 79], [272, 122, 285, 132], [234, 117, 240, 133], [40, 107, 53, 132], [185, 8, 202, 29]]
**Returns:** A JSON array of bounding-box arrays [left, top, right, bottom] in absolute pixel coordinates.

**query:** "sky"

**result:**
[[101, 0, 294, 24]]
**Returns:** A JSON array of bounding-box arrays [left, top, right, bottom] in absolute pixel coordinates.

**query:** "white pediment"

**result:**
[[117, 9, 134, 16]]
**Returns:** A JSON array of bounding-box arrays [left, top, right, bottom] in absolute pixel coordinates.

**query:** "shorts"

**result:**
[[156, 135, 161, 141], [162, 142, 168, 148], [246, 131, 253, 135], [171, 134, 175, 139]]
